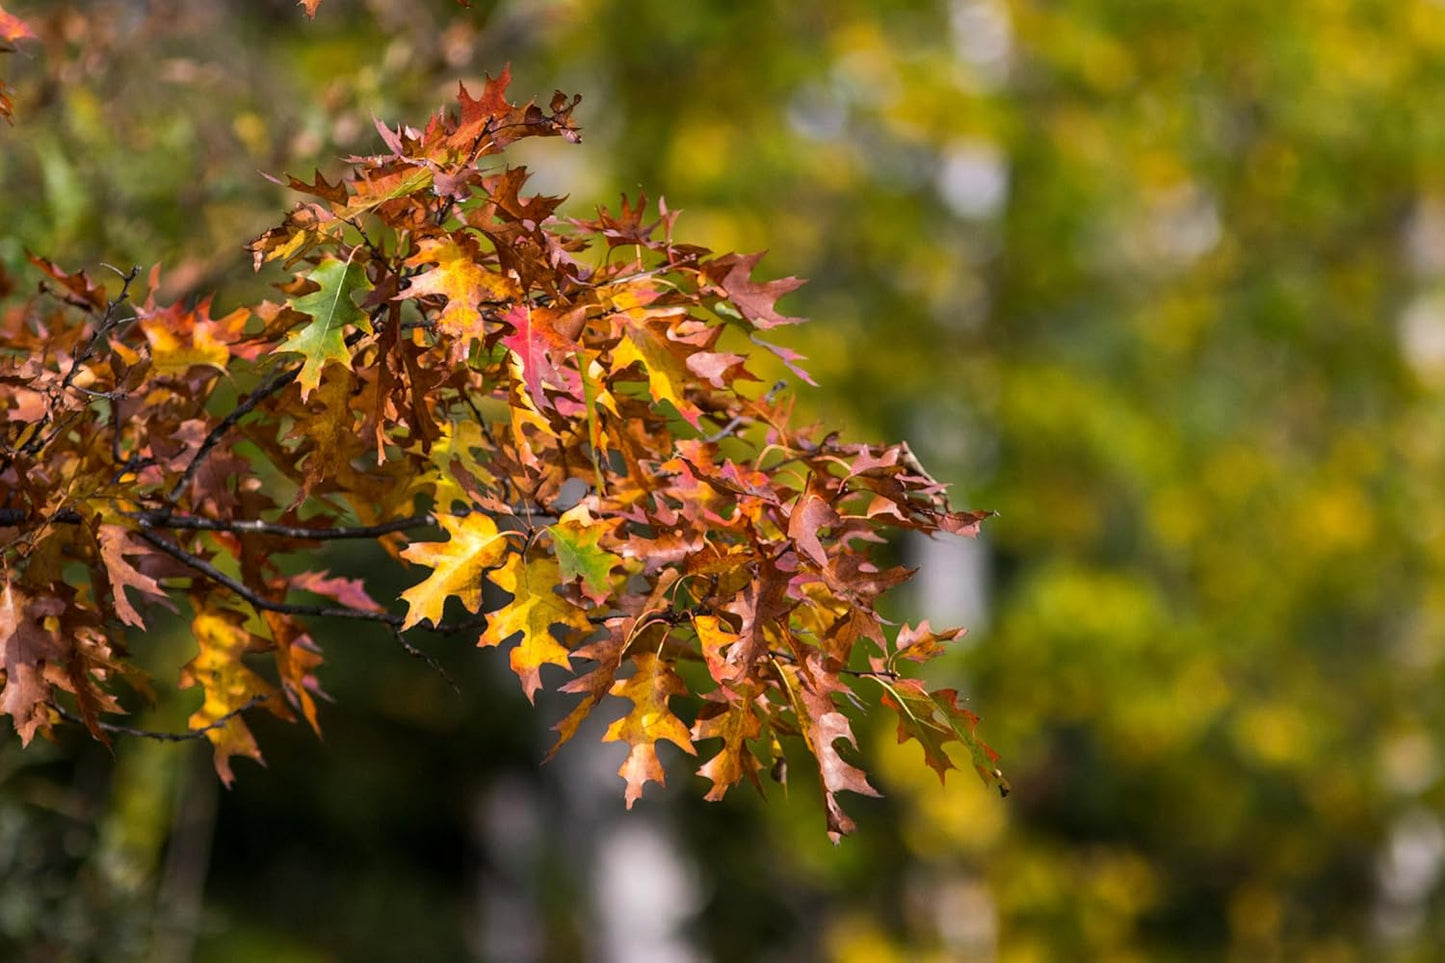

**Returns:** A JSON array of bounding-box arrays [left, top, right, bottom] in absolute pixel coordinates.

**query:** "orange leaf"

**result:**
[[603, 653, 697, 807], [692, 694, 762, 801]]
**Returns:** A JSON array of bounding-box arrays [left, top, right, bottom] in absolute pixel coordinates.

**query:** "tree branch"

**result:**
[[137, 511, 433, 541], [166, 363, 301, 504], [390, 627, 460, 693], [52, 695, 267, 743], [134, 526, 486, 635]]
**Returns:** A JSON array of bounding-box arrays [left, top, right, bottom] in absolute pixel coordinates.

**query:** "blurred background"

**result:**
[[4, 0, 1445, 959]]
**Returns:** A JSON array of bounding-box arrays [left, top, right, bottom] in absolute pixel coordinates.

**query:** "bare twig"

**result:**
[[134, 526, 486, 635], [52, 695, 267, 743], [769, 648, 898, 681], [166, 363, 301, 504], [390, 627, 460, 693], [138, 511, 432, 541], [704, 380, 787, 444]]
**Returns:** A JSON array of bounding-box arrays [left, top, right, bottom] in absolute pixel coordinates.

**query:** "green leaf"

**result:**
[[281, 257, 373, 399], [548, 504, 622, 604]]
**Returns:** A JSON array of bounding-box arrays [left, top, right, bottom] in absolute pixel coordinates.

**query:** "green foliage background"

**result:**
[[5, 0, 1445, 959]]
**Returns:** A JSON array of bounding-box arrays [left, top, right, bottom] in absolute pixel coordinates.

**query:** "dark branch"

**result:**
[[166, 363, 301, 504], [390, 627, 460, 693], [0, 508, 82, 528], [134, 525, 487, 635], [52, 695, 267, 743], [139, 511, 433, 541]]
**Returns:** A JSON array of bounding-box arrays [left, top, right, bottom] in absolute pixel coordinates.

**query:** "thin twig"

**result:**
[[167, 326, 371, 505], [769, 648, 898, 681], [166, 363, 301, 504], [137, 527, 402, 624], [134, 526, 486, 635], [138, 512, 432, 541], [52, 695, 266, 743], [703, 380, 788, 444], [0, 508, 82, 527], [60, 266, 141, 392], [390, 627, 460, 693]]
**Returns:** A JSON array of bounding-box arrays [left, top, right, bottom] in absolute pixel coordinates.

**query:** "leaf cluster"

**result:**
[[0, 63, 1004, 837]]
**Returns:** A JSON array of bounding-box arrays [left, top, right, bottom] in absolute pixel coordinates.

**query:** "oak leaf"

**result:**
[[788, 489, 841, 568], [879, 678, 1010, 796], [179, 609, 278, 786], [0, 581, 64, 744], [692, 693, 763, 800], [891, 620, 965, 665], [603, 653, 697, 807], [282, 256, 373, 400], [500, 303, 583, 411], [548, 504, 621, 604], [138, 299, 248, 376], [787, 656, 880, 841], [547, 621, 628, 758], [97, 525, 171, 628], [704, 252, 805, 329], [612, 319, 704, 427], [399, 513, 511, 629], [479, 551, 592, 701], [399, 234, 522, 355]]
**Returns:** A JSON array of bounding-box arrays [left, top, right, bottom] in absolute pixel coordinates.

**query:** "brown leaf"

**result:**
[[98, 524, 170, 628], [788, 490, 841, 568], [788, 655, 880, 841], [548, 620, 628, 759], [704, 252, 806, 329], [0, 581, 64, 744], [893, 620, 965, 664]]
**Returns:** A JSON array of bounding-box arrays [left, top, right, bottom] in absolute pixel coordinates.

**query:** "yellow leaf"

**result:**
[[479, 552, 591, 701], [399, 513, 511, 629], [399, 235, 522, 348], [138, 299, 246, 376], [179, 609, 277, 786], [612, 320, 702, 427]]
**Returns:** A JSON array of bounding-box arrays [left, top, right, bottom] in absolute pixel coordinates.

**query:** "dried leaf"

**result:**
[[98, 525, 170, 628]]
